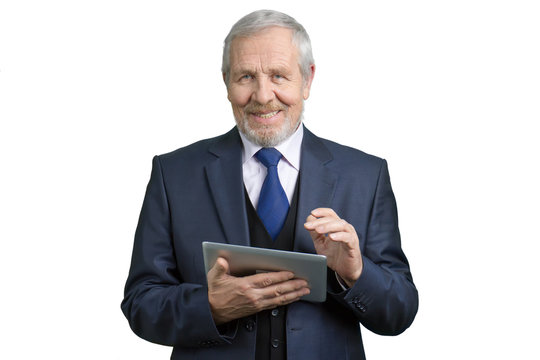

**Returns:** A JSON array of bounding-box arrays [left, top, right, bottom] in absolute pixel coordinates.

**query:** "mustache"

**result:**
[[243, 102, 287, 114]]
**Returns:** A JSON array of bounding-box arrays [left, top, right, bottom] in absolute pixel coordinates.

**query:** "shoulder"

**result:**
[[305, 127, 386, 173], [157, 127, 240, 167]]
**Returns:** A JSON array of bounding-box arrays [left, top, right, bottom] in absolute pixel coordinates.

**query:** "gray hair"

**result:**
[[221, 10, 314, 84]]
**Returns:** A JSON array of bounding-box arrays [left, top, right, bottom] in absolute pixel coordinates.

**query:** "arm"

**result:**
[[121, 156, 228, 347], [305, 160, 418, 335]]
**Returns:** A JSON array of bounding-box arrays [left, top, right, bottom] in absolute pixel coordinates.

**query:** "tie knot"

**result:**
[[255, 148, 282, 168]]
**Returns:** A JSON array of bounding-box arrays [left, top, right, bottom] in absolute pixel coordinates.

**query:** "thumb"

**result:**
[[209, 257, 230, 279]]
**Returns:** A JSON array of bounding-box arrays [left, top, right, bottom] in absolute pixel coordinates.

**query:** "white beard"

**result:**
[[235, 107, 304, 147]]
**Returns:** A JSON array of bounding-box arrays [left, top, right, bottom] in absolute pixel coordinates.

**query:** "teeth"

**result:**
[[257, 110, 279, 119]]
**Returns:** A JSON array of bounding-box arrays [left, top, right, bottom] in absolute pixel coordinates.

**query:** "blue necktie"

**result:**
[[255, 148, 290, 240]]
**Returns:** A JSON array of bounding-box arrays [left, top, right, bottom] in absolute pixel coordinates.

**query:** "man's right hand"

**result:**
[[207, 257, 311, 325]]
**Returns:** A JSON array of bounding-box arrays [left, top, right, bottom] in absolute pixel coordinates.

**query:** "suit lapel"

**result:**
[[205, 128, 250, 246], [294, 127, 338, 253]]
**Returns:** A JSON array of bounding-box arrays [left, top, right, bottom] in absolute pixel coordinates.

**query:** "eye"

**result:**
[[274, 74, 284, 80], [240, 74, 253, 81]]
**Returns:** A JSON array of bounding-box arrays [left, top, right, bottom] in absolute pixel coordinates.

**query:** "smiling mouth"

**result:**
[[255, 110, 280, 119]]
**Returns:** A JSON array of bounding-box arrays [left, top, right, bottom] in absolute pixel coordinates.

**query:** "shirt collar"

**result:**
[[239, 123, 304, 171]]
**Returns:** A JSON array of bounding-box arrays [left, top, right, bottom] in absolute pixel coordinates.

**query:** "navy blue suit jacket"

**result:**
[[121, 126, 418, 359]]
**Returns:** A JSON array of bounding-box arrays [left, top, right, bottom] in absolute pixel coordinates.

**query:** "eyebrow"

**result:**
[[231, 65, 293, 77], [268, 65, 292, 76], [230, 66, 255, 77]]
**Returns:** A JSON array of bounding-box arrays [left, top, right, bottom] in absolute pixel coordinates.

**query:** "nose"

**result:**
[[251, 77, 275, 104]]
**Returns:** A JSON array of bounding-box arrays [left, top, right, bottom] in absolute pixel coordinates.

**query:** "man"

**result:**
[[122, 9, 418, 360]]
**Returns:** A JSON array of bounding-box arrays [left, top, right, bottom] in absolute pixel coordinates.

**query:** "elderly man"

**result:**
[[122, 9, 418, 360]]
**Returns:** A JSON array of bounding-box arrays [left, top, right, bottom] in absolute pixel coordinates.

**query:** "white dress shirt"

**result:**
[[239, 124, 303, 209]]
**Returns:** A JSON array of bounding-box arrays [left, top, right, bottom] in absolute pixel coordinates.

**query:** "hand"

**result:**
[[207, 257, 311, 325], [304, 208, 363, 287]]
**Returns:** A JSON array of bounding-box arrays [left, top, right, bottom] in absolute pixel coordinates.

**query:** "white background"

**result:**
[[1, 1, 539, 359]]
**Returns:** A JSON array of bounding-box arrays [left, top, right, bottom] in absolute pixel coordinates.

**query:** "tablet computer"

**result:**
[[202, 242, 327, 302]]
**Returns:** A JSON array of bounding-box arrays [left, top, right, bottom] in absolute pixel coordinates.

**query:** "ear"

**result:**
[[302, 64, 316, 100], [223, 72, 231, 102]]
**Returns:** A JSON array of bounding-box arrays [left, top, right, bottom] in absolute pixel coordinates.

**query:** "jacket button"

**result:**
[[271, 308, 279, 317], [356, 303, 367, 313], [245, 320, 255, 332], [271, 338, 280, 348]]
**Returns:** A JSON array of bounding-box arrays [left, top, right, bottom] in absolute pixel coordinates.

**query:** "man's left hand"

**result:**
[[304, 208, 363, 288]]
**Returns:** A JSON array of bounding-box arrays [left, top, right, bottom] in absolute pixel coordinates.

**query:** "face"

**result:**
[[226, 27, 314, 147]]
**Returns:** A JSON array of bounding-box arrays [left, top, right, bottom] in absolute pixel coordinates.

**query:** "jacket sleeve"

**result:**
[[120, 156, 236, 347], [329, 159, 419, 335]]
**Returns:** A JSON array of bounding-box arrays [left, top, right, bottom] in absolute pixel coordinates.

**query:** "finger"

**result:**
[[249, 271, 295, 288], [305, 214, 325, 230], [304, 216, 335, 230], [276, 287, 311, 305], [268, 287, 311, 307], [328, 231, 352, 242], [313, 219, 353, 235], [310, 208, 338, 218], [258, 278, 309, 300], [255, 285, 311, 310], [305, 214, 317, 223], [304, 208, 341, 229], [208, 257, 229, 279]]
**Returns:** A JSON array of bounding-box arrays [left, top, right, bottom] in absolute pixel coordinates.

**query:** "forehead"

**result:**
[[229, 27, 299, 72]]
